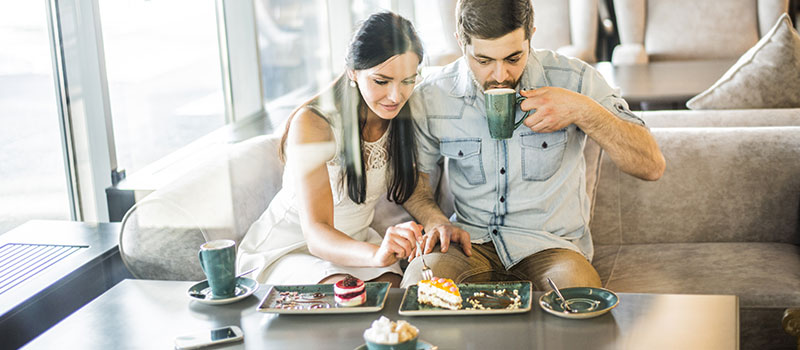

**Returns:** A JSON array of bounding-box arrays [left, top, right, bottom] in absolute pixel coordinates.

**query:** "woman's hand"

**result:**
[[373, 221, 423, 267]]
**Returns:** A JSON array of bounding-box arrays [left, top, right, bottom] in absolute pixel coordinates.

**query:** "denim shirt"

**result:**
[[410, 49, 644, 269]]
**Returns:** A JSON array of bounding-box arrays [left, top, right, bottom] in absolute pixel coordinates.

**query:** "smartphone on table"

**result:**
[[174, 325, 244, 349]]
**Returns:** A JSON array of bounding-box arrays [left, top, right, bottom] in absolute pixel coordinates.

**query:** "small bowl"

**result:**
[[365, 335, 418, 350]]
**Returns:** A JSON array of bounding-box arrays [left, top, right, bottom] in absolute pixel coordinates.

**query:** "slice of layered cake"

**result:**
[[417, 277, 462, 310]]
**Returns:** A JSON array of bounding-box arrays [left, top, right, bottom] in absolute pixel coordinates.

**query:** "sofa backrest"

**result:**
[[591, 109, 800, 245]]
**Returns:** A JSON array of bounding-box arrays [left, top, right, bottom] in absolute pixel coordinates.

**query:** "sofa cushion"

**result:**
[[227, 134, 284, 239], [687, 13, 800, 109], [593, 242, 800, 308], [591, 126, 800, 245], [119, 199, 208, 280]]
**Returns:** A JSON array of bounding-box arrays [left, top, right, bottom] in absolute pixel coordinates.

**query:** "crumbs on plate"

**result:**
[[465, 288, 522, 310]]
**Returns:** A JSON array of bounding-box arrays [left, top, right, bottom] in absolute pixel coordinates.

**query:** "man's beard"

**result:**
[[482, 78, 519, 91]]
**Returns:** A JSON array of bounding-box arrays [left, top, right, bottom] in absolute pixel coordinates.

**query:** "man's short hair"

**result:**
[[456, 0, 534, 46]]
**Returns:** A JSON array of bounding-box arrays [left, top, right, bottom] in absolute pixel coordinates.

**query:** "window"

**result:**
[[1, 0, 442, 233], [0, 1, 70, 235], [98, 0, 225, 175]]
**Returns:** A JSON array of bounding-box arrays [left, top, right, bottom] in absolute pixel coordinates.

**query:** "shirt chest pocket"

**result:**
[[520, 131, 568, 181], [440, 138, 486, 185]]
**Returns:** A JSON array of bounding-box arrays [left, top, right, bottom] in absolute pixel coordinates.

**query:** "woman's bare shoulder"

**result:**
[[287, 106, 334, 145]]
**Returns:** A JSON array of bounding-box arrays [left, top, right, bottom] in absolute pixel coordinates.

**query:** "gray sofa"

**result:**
[[118, 108, 800, 349]]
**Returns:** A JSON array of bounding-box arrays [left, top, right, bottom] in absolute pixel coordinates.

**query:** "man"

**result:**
[[400, 0, 665, 290]]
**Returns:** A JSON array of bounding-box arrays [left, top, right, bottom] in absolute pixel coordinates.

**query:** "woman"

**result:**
[[237, 12, 424, 287]]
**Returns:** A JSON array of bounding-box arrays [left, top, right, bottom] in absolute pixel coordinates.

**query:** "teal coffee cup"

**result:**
[[484, 88, 530, 139], [198, 239, 236, 298]]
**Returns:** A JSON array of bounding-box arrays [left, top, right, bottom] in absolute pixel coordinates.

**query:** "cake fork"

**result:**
[[416, 239, 434, 281]]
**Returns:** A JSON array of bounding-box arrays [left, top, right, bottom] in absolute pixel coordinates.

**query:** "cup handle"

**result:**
[[198, 250, 206, 273], [515, 95, 532, 130]]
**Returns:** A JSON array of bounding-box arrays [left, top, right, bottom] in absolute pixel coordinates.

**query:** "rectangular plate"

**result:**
[[257, 282, 390, 314], [399, 281, 532, 316]]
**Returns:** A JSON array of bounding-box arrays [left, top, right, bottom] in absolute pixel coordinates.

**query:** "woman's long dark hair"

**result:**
[[280, 11, 423, 205]]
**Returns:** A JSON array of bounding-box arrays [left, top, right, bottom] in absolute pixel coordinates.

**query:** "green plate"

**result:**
[[399, 281, 532, 316], [257, 282, 390, 314], [539, 287, 619, 319]]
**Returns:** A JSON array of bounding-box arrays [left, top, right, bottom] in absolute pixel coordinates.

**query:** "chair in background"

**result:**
[[532, 0, 600, 63], [612, 0, 789, 65]]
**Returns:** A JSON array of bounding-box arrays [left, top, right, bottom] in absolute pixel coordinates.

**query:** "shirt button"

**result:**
[[492, 229, 498, 235], [542, 142, 548, 149], [458, 150, 464, 156], [500, 196, 505, 203], [500, 168, 506, 175]]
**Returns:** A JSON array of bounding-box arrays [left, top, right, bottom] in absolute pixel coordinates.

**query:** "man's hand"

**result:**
[[415, 224, 473, 258], [519, 87, 595, 133]]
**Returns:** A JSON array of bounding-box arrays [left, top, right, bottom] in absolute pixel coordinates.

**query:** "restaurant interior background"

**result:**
[[1, 0, 799, 236]]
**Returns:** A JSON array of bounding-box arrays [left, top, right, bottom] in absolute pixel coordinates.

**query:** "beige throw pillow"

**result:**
[[686, 13, 800, 109]]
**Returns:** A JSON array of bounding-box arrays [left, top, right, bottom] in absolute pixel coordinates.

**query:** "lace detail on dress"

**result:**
[[363, 124, 390, 171]]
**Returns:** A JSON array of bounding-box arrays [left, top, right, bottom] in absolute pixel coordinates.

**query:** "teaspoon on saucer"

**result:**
[[546, 277, 577, 313]]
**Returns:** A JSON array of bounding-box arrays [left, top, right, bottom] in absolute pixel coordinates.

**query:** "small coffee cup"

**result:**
[[198, 239, 236, 298], [484, 88, 530, 139]]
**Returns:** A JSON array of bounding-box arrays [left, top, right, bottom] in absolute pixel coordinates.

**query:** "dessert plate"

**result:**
[[187, 277, 259, 305], [257, 282, 390, 314], [354, 339, 436, 350], [399, 281, 532, 316], [539, 286, 619, 319]]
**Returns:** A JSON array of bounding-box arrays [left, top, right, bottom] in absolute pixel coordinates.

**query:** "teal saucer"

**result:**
[[539, 287, 619, 319], [188, 277, 258, 305], [354, 339, 435, 350]]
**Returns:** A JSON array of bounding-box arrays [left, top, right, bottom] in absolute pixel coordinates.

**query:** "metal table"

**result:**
[[23, 279, 739, 349]]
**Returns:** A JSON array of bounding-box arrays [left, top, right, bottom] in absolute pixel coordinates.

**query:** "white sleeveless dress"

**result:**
[[237, 120, 402, 285]]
